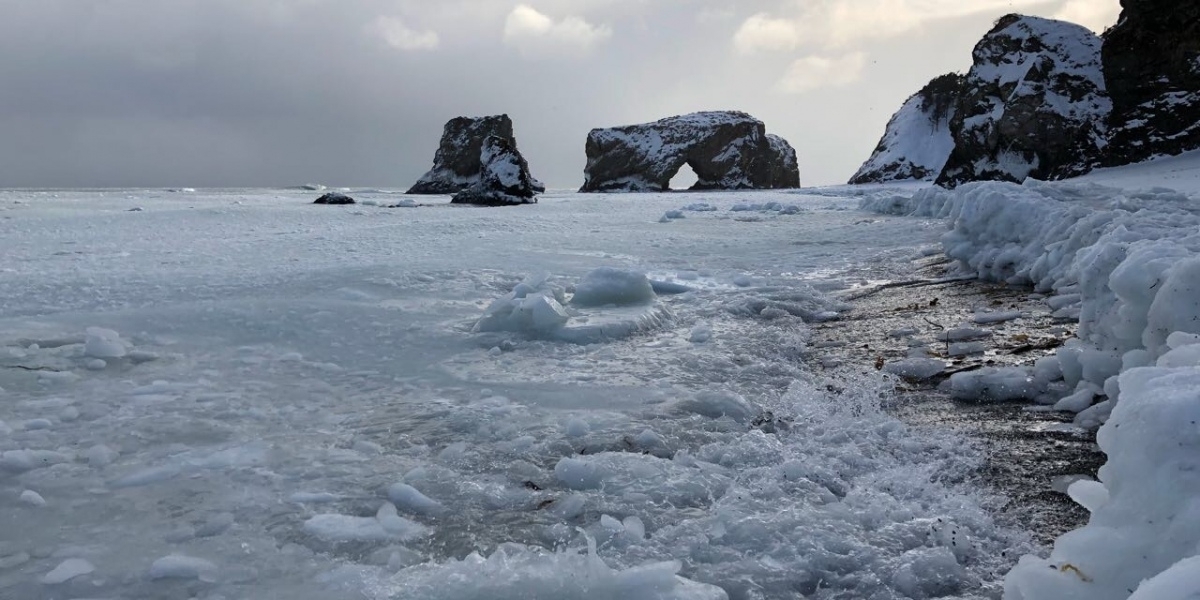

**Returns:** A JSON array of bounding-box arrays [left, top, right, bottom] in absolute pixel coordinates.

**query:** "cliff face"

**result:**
[[1100, 0, 1200, 166], [580, 111, 800, 193], [849, 74, 964, 185], [409, 115, 544, 195], [936, 15, 1110, 187], [451, 136, 540, 206]]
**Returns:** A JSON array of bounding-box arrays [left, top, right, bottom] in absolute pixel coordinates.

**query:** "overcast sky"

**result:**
[[0, 0, 1121, 189]]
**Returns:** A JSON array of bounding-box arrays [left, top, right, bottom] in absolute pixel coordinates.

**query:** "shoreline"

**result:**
[[810, 256, 1102, 545]]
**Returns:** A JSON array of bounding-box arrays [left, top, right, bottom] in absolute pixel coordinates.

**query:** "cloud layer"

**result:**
[[0, 0, 1124, 188]]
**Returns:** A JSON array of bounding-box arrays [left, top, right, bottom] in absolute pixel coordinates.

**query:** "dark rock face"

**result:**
[[1101, 0, 1200, 166], [313, 192, 355, 205], [850, 73, 965, 184], [451, 136, 540, 206], [408, 115, 544, 195], [580, 111, 801, 193], [936, 15, 1110, 187]]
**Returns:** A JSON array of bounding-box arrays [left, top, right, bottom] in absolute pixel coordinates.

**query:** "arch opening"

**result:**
[[668, 162, 699, 191]]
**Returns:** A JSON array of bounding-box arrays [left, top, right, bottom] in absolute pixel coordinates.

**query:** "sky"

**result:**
[[0, 0, 1122, 189]]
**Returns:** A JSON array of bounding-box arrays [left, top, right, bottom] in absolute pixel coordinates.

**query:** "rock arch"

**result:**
[[580, 111, 800, 193]]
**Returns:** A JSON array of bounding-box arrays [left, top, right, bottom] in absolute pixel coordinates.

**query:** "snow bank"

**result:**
[[1006, 353, 1200, 599], [864, 179, 1200, 409], [862, 175, 1200, 598]]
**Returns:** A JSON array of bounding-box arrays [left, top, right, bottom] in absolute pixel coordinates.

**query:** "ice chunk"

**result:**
[[304, 514, 394, 542], [1066, 479, 1109, 513], [377, 503, 432, 540], [937, 327, 993, 342], [950, 368, 1043, 403], [570, 267, 656, 307], [377, 544, 725, 599], [387, 483, 445, 516], [972, 311, 1021, 324], [85, 444, 118, 467], [948, 342, 986, 357], [883, 358, 946, 381], [20, 490, 46, 507], [289, 491, 341, 504], [41, 558, 94, 584], [474, 276, 571, 335], [148, 555, 217, 581], [675, 390, 756, 422], [688, 323, 712, 343], [84, 327, 127, 359]]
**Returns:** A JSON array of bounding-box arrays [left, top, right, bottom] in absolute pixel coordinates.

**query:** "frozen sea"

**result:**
[[0, 187, 1032, 599]]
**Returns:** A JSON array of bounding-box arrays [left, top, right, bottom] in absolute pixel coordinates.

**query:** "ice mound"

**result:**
[[474, 271, 672, 344], [380, 543, 726, 600], [570, 267, 656, 308], [474, 275, 571, 335], [84, 326, 127, 359]]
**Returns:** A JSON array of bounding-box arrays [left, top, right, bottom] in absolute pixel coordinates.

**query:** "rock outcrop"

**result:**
[[451, 136, 540, 206], [409, 115, 544, 195], [313, 192, 355, 205], [1100, 0, 1200, 166], [936, 15, 1110, 187], [850, 73, 965, 184], [580, 111, 800, 193]]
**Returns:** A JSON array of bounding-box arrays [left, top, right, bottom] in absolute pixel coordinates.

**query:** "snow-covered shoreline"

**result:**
[[861, 150, 1200, 598]]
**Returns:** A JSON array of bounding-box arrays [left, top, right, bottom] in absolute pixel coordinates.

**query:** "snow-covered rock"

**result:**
[[313, 192, 355, 205], [937, 14, 1110, 187], [850, 73, 964, 184], [408, 115, 544, 195], [1101, 0, 1200, 167], [580, 111, 800, 192], [450, 136, 540, 206]]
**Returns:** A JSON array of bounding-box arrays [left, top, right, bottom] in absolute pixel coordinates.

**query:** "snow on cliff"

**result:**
[[850, 74, 963, 184]]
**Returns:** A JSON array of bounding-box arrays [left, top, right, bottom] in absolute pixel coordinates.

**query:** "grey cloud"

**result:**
[[0, 0, 1106, 188]]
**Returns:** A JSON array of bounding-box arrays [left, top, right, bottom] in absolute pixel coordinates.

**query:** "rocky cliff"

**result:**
[[451, 136, 540, 206], [580, 111, 800, 193], [936, 15, 1110, 187], [1101, 0, 1200, 166], [850, 73, 964, 184], [409, 115, 544, 195]]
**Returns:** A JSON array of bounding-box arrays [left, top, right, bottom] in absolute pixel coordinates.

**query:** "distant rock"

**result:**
[[451, 136, 540, 206], [1100, 0, 1200, 166], [936, 15, 1110, 187], [849, 73, 965, 184], [580, 111, 800, 193], [313, 192, 355, 205], [408, 115, 544, 195]]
